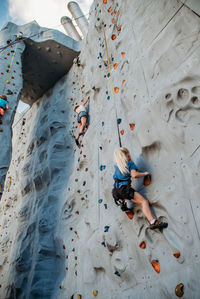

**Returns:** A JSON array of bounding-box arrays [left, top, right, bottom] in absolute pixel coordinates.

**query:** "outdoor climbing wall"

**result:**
[[0, 21, 80, 200], [1, 0, 200, 298]]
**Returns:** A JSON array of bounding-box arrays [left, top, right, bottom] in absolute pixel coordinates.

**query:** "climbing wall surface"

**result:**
[[1, 0, 200, 298], [0, 21, 80, 200]]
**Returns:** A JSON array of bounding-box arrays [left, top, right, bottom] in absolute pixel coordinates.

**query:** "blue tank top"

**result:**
[[113, 160, 137, 188], [0, 99, 8, 109]]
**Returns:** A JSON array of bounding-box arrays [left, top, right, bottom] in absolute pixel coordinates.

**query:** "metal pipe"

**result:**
[[68, 1, 89, 36], [60, 16, 82, 40]]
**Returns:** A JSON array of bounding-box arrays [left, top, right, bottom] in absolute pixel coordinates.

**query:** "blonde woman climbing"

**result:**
[[112, 147, 168, 230], [74, 96, 90, 147]]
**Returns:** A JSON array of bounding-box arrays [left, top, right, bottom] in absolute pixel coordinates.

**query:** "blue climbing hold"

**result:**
[[99, 165, 106, 171], [117, 118, 122, 124], [104, 226, 110, 232], [99, 146, 102, 150], [114, 271, 120, 277], [107, 73, 110, 78], [106, 91, 108, 94], [104, 75, 106, 78], [99, 65, 102, 68], [97, 18, 100, 21], [99, 37, 101, 40], [107, 96, 110, 100], [98, 199, 103, 203], [111, 57, 114, 61], [101, 241, 106, 247], [104, 62, 108, 67], [102, 121, 104, 126]]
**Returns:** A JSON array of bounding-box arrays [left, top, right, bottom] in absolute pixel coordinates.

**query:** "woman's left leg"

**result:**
[[132, 192, 155, 222]]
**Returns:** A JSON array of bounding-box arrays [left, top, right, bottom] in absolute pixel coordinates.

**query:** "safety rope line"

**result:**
[[0, 176, 12, 235], [2, 43, 18, 94], [98, 0, 122, 147]]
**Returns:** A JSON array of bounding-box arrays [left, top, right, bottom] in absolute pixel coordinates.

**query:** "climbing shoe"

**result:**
[[149, 220, 168, 230], [75, 139, 81, 148]]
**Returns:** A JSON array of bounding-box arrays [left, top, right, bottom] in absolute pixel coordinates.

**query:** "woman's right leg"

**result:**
[[132, 192, 155, 222]]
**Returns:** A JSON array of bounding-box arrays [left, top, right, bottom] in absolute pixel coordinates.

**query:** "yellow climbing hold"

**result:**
[[93, 290, 98, 296], [77, 295, 82, 299], [175, 283, 184, 297]]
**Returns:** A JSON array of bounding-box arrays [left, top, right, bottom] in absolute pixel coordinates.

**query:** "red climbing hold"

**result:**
[[129, 123, 135, 131], [113, 63, 118, 69], [77, 190, 80, 193], [85, 168, 88, 172], [70, 227, 73, 230], [121, 52, 126, 57], [125, 211, 134, 219], [114, 87, 119, 93], [1, 72, 3, 75], [83, 155, 86, 158], [63, 245, 66, 249], [111, 34, 117, 40], [19, 74, 22, 77], [120, 130, 124, 135], [173, 251, 181, 258], [75, 211, 79, 215], [139, 241, 146, 249], [122, 80, 126, 85], [151, 260, 160, 274], [80, 150, 82, 154]]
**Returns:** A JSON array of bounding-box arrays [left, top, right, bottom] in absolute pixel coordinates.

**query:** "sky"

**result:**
[[0, 0, 93, 112]]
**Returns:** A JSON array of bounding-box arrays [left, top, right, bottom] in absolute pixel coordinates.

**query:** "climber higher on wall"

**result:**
[[112, 147, 168, 229], [74, 96, 90, 147], [0, 95, 9, 125]]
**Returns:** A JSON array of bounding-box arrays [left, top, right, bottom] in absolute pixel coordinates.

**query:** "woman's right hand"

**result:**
[[144, 172, 149, 176]]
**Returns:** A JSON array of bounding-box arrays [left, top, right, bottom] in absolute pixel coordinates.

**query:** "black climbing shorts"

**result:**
[[112, 185, 135, 201]]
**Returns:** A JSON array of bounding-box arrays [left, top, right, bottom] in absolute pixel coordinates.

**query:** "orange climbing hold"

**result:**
[[125, 211, 134, 219], [129, 123, 135, 131], [111, 34, 116, 40], [114, 87, 119, 93], [121, 52, 126, 57], [173, 251, 181, 258], [103, 0, 107, 3], [120, 130, 124, 135], [139, 241, 146, 249], [143, 174, 151, 186], [93, 290, 98, 296], [113, 63, 118, 69], [108, 7, 112, 12], [151, 260, 160, 274], [122, 80, 126, 85], [112, 18, 115, 24]]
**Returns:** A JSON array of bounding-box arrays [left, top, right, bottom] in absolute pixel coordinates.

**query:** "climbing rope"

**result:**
[[98, 0, 122, 147], [2, 43, 18, 94]]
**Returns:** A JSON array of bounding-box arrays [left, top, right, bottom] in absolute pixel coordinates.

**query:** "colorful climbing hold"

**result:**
[[113, 63, 118, 69], [114, 271, 121, 277], [121, 52, 126, 57], [114, 87, 119, 93], [104, 226, 110, 232], [85, 168, 88, 172], [99, 165, 106, 171], [103, 0, 107, 4], [93, 290, 98, 296], [77, 295, 82, 299], [101, 241, 106, 247], [151, 260, 160, 274], [120, 130, 124, 135], [99, 146, 102, 150], [107, 96, 110, 100], [125, 210, 134, 219], [63, 245, 66, 249], [108, 7, 112, 12], [143, 174, 151, 186], [102, 121, 104, 126], [75, 211, 79, 215], [122, 80, 126, 85], [129, 123, 135, 131], [112, 18, 115, 24], [111, 34, 117, 40], [139, 241, 146, 249], [98, 199, 103, 203], [173, 251, 181, 258], [104, 204, 107, 209], [175, 283, 184, 297], [117, 118, 121, 124]]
